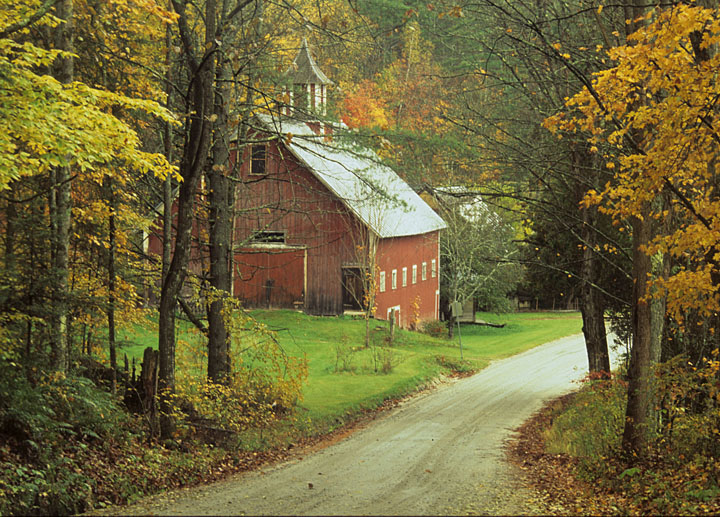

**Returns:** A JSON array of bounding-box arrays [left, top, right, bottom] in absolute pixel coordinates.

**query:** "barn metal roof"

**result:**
[[256, 114, 446, 238]]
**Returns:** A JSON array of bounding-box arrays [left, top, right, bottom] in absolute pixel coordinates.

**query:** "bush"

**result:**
[[371, 345, 403, 374], [334, 337, 357, 373], [542, 377, 626, 460], [173, 307, 308, 437], [0, 365, 130, 516], [655, 352, 720, 460], [420, 319, 445, 338]]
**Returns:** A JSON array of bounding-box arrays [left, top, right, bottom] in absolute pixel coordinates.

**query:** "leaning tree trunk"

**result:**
[[158, 158, 208, 438], [159, 0, 218, 439]]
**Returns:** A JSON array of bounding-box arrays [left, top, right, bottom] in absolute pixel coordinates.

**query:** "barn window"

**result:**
[[391, 269, 397, 290], [379, 271, 386, 293], [412, 264, 417, 284], [250, 144, 267, 175], [402, 267, 407, 287], [431, 259, 437, 278], [251, 230, 285, 244], [422, 262, 427, 281]]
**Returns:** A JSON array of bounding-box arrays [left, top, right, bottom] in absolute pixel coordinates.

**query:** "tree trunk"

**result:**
[[50, 0, 74, 373], [365, 316, 371, 348], [206, 59, 232, 384], [622, 212, 655, 456], [159, 0, 217, 439], [621, 1, 660, 458], [162, 17, 173, 283], [579, 205, 610, 375], [106, 177, 117, 395], [4, 192, 16, 283]]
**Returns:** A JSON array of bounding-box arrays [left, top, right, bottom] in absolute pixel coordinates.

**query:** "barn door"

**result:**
[[341, 267, 365, 311]]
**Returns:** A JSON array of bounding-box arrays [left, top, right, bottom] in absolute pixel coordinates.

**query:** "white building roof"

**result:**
[[256, 114, 446, 238], [434, 186, 500, 225]]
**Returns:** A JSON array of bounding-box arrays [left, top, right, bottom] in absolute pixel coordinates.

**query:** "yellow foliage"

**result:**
[[174, 298, 308, 434], [546, 4, 720, 319]]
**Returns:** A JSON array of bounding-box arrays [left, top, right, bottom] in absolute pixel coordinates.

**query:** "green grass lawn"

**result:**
[[116, 310, 582, 433]]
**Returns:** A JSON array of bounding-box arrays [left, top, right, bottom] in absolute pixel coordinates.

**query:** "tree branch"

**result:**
[[0, 0, 61, 39]]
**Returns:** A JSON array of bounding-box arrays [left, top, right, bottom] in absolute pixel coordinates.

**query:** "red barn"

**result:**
[[231, 113, 445, 328], [148, 40, 446, 328]]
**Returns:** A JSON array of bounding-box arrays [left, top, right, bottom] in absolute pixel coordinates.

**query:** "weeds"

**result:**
[[371, 345, 403, 374], [421, 319, 445, 338], [543, 376, 626, 460], [539, 362, 720, 515], [334, 336, 357, 373], [434, 354, 475, 375]]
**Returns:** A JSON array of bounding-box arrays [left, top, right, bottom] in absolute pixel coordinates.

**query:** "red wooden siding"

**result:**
[[146, 128, 443, 327], [375, 231, 440, 328], [232, 136, 359, 315], [234, 247, 305, 308]]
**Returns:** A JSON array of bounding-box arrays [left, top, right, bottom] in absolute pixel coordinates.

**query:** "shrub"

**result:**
[[0, 366, 129, 516], [334, 337, 357, 373], [173, 306, 308, 437], [371, 345, 403, 374], [421, 319, 445, 338], [655, 351, 720, 460], [542, 377, 626, 460]]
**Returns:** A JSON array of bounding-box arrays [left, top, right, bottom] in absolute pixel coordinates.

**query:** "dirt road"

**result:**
[[111, 334, 594, 516]]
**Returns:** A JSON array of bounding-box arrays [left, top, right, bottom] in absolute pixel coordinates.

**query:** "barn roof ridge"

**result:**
[[255, 113, 446, 238]]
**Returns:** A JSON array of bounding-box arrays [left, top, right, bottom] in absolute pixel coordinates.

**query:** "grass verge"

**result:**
[[509, 376, 720, 515], [117, 310, 583, 440]]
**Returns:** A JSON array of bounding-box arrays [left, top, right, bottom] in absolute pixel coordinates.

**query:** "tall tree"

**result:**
[[158, 0, 222, 437], [409, 1, 624, 373], [546, 2, 720, 454], [49, 0, 74, 373], [435, 189, 521, 333], [0, 0, 173, 373]]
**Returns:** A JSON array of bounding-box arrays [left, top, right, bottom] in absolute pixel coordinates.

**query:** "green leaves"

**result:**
[[0, 31, 177, 190]]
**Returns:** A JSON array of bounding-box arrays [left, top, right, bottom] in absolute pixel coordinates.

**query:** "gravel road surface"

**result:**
[[108, 333, 595, 516]]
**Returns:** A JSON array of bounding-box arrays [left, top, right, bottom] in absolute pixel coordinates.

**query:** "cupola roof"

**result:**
[[286, 38, 333, 86]]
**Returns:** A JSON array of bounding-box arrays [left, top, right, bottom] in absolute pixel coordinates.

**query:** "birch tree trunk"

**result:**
[[50, 0, 73, 372]]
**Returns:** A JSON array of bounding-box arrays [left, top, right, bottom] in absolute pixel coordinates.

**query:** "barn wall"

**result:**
[[233, 247, 305, 308], [232, 137, 358, 315], [375, 231, 440, 328]]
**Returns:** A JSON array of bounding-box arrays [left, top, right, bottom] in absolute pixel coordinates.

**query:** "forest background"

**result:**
[[2, 0, 720, 514]]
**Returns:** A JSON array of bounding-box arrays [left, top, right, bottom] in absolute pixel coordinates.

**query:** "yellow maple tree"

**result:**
[[545, 4, 720, 325]]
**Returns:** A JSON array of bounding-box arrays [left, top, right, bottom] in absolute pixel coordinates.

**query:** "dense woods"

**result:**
[[2, 0, 720, 514]]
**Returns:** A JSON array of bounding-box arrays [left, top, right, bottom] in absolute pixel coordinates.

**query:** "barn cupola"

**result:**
[[284, 38, 333, 118]]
